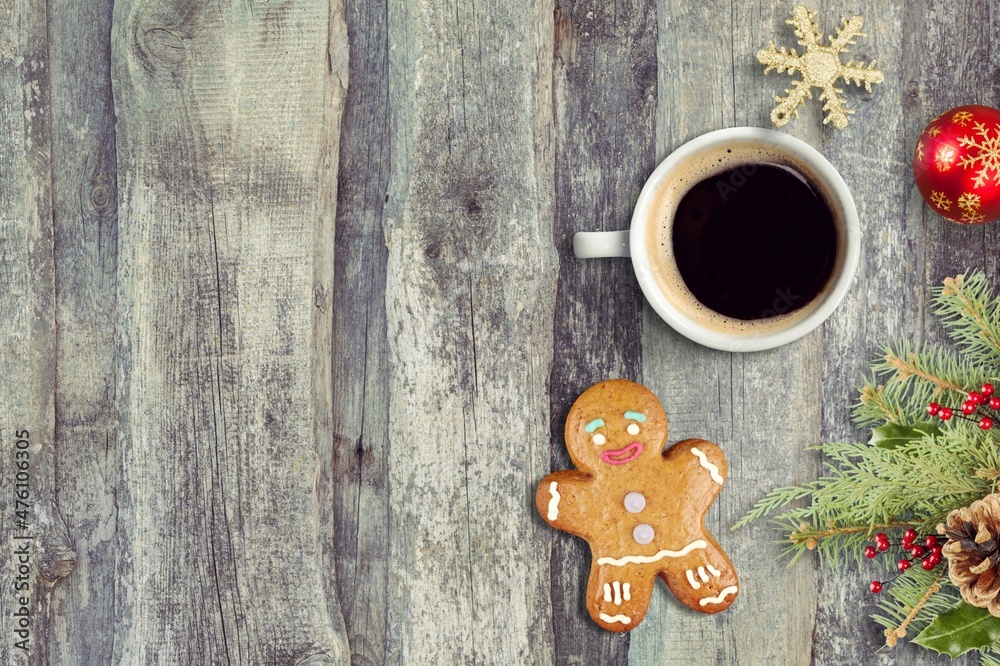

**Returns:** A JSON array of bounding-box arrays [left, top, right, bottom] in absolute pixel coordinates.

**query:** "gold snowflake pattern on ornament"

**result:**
[[930, 190, 952, 211], [757, 6, 883, 128], [958, 192, 981, 212], [953, 111, 975, 126], [935, 144, 958, 172], [958, 192, 985, 223], [916, 139, 925, 162], [927, 125, 942, 138], [958, 122, 1000, 188]]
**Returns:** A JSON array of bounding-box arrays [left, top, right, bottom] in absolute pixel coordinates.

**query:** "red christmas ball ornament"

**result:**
[[914, 105, 1000, 224]]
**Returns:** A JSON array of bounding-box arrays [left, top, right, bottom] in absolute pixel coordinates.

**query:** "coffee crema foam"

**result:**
[[644, 142, 847, 336]]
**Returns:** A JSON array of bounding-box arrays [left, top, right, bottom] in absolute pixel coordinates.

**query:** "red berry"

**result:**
[[990, 397, 1000, 410], [969, 391, 983, 405], [982, 417, 994, 431], [870, 580, 883, 594], [930, 553, 943, 566], [922, 557, 935, 571], [925, 535, 938, 548], [903, 528, 918, 544], [983, 383, 995, 397], [940, 408, 954, 421], [963, 402, 977, 415], [910, 545, 926, 557], [898, 558, 912, 571], [864, 545, 877, 559], [927, 402, 941, 416]]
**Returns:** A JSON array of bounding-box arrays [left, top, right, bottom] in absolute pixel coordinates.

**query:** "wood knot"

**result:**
[[292, 645, 336, 666], [424, 244, 441, 259], [465, 200, 482, 220], [133, 21, 187, 73], [89, 172, 114, 212]]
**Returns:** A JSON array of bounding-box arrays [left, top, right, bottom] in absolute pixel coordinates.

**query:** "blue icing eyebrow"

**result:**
[[624, 411, 646, 422], [585, 418, 605, 433]]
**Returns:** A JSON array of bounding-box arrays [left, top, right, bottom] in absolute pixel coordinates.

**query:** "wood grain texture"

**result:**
[[0, 0, 61, 663], [381, 0, 557, 661], [327, 0, 392, 661], [548, 0, 655, 659], [47, 0, 118, 662], [109, 0, 349, 662]]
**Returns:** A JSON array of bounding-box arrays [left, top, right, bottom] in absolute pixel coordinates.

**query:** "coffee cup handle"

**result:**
[[573, 230, 631, 258]]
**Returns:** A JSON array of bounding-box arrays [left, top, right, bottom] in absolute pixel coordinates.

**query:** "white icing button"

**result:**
[[627, 423, 640, 435], [624, 492, 646, 513], [633, 523, 654, 545], [592, 433, 606, 446]]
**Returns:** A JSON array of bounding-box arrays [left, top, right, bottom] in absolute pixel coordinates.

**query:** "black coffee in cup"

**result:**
[[646, 142, 845, 335], [671, 163, 838, 321]]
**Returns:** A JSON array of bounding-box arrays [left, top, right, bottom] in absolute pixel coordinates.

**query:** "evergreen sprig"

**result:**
[[737, 272, 1000, 661]]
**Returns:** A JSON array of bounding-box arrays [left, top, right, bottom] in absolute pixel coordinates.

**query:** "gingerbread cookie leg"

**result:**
[[585, 560, 658, 632], [657, 538, 739, 613]]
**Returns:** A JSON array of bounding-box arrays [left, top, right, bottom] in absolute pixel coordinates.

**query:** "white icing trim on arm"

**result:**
[[547, 482, 561, 520], [699, 585, 738, 606], [599, 613, 631, 625], [597, 540, 707, 566], [691, 447, 725, 484]]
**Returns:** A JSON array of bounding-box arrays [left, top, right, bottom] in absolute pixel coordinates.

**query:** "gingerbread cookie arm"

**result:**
[[662, 438, 728, 514], [535, 470, 594, 539], [585, 559, 658, 632]]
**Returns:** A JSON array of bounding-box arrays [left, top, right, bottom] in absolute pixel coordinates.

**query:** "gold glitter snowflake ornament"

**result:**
[[757, 5, 884, 129]]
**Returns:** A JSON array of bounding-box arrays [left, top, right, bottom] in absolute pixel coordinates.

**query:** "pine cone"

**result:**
[[939, 493, 1000, 616]]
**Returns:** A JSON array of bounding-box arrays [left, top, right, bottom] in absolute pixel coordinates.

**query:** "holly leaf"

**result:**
[[912, 602, 1000, 657], [868, 423, 941, 450]]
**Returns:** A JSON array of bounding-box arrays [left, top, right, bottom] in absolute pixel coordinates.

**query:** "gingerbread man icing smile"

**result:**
[[536, 379, 739, 631]]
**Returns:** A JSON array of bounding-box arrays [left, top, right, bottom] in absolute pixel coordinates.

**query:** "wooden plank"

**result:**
[[326, 0, 393, 661], [109, 1, 349, 661], [46, 0, 118, 662], [631, 1, 822, 663], [548, 0, 655, 660], [381, 0, 557, 660], [0, 0, 62, 662]]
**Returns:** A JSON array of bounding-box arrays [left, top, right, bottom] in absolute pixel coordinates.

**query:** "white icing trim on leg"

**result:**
[[707, 564, 721, 577], [623, 583, 631, 601], [697, 566, 709, 582], [685, 569, 700, 590], [613, 581, 621, 605], [699, 586, 738, 606], [603, 583, 612, 602], [599, 613, 631, 625]]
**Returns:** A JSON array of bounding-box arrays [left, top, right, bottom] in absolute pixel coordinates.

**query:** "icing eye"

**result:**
[[627, 423, 640, 436], [592, 433, 606, 446]]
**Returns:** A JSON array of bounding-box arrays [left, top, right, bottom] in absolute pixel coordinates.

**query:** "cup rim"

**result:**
[[630, 127, 861, 352]]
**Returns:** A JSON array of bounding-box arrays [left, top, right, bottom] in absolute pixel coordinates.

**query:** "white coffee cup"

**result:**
[[574, 127, 860, 352]]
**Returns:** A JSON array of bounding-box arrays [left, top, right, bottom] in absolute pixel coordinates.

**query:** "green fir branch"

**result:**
[[854, 342, 982, 427], [935, 273, 1000, 367]]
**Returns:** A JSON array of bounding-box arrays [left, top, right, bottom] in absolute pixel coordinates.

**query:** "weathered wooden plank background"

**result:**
[[1, 0, 996, 663]]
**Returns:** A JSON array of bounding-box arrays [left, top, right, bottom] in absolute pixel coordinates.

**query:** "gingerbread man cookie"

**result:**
[[536, 379, 738, 631]]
